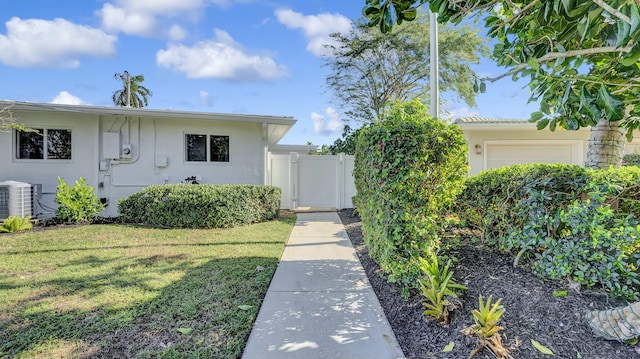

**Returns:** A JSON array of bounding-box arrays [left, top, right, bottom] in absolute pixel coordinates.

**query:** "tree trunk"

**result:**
[[587, 301, 640, 341], [585, 118, 626, 169]]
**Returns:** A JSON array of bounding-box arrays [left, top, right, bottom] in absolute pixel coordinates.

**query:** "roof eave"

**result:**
[[1, 100, 297, 126]]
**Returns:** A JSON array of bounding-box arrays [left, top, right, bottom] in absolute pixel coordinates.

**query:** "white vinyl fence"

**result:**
[[268, 153, 356, 210]]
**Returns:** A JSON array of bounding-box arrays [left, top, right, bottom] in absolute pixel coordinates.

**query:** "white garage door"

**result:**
[[486, 141, 581, 169]]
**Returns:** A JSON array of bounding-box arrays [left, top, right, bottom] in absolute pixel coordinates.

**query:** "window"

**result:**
[[16, 128, 72, 160], [186, 134, 229, 162]]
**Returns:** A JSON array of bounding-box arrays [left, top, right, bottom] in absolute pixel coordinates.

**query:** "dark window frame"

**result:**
[[185, 133, 230, 163], [15, 128, 72, 161]]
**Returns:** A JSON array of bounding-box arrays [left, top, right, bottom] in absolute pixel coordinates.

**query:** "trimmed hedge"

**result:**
[[455, 163, 640, 300], [118, 184, 281, 228], [354, 100, 468, 293]]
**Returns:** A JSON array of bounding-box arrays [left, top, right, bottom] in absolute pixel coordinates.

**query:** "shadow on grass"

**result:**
[[0, 256, 280, 359], [2, 241, 286, 256]]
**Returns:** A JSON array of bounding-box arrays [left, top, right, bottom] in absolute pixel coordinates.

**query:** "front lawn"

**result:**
[[0, 214, 295, 359]]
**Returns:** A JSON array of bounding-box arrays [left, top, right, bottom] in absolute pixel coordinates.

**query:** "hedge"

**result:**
[[455, 164, 640, 300], [354, 100, 468, 293], [118, 184, 281, 228]]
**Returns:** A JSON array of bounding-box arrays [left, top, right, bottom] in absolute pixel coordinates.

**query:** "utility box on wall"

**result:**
[[103, 132, 120, 159]]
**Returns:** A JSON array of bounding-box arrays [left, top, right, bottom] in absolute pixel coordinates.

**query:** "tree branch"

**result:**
[[483, 45, 633, 82], [592, 0, 632, 25]]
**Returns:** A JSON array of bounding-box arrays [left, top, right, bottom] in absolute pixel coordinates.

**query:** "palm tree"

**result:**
[[112, 71, 152, 108]]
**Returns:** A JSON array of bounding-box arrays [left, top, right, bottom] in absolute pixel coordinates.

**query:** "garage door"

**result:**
[[486, 142, 579, 169]]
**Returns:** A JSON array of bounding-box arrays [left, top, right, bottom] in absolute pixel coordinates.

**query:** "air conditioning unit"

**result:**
[[121, 144, 132, 159], [0, 180, 32, 220]]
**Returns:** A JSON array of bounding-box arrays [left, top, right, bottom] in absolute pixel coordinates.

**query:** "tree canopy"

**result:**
[[112, 72, 153, 108], [0, 104, 31, 133], [364, 0, 640, 167], [324, 14, 489, 123]]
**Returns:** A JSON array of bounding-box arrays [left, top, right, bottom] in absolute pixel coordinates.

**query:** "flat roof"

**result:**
[[0, 100, 296, 126]]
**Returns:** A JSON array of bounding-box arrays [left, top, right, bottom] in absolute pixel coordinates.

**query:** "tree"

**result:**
[[112, 71, 153, 108], [1, 103, 32, 133], [306, 141, 332, 155], [328, 125, 363, 155], [325, 14, 489, 123], [363, 0, 640, 168]]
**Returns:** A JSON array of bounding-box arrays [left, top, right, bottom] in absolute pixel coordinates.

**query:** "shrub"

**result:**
[[454, 163, 588, 244], [354, 100, 468, 293], [455, 164, 640, 300], [622, 153, 640, 167], [0, 216, 32, 233], [55, 177, 103, 223], [118, 184, 281, 228], [418, 249, 467, 324], [461, 295, 512, 359]]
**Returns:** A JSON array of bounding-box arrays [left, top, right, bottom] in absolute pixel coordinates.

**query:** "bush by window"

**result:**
[[186, 134, 229, 162], [16, 128, 72, 160]]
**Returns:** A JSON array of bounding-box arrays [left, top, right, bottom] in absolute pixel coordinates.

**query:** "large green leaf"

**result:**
[[621, 42, 640, 66], [596, 85, 624, 121], [531, 339, 554, 355], [616, 20, 631, 48], [579, 85, 600, 119]]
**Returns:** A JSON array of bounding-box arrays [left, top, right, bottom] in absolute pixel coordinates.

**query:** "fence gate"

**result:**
[[268, 153, 355, 210]]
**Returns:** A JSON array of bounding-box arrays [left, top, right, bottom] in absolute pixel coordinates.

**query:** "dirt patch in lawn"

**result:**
[[338, 208, 638, 359]]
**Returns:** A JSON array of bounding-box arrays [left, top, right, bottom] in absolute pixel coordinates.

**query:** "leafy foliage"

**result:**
[[469, 295, 505, 339], [112, 71, 153, 108], [0, 103, 34, 133], [461, 295, 512, 359], [325, 14, 488, 123], [55, 177, 103, 223], [364, 0, 640, 167], [418, 249, 467, 323], [623, 153, 640, 167], [328, 125, 362, 155], [118, 184, 281, 228], [455, 164, 640, 300], [0, 216, 32, 233], [354, 100, 467, 293]]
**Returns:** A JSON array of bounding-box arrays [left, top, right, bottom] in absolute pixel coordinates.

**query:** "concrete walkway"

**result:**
[[242, 211, 405, 359]]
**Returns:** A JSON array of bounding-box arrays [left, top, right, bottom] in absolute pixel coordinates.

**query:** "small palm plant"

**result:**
[[461, 295, 513, 359], [0, 216, 32, 233], [417, 249, 467, 324]]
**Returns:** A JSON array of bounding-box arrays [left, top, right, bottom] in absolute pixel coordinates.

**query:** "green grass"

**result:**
[[0, 214, 295, 359]]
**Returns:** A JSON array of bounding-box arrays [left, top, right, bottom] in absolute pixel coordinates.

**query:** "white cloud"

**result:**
[[168, 25, 188, 41], [312, 107, 343, 135], [51, 91, 86, 105], [199, 90, 212, 106], [156, 29, 287, 81], [275, 8, 352, 57], [98, 3, 157, 36], [0, 17, 116, 68], [97, 0, 253, 38]]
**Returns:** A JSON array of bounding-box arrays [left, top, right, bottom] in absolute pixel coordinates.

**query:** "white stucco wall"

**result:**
[[1, 112, 269, 217], [0, 111, 99, 217], [462, 126, 591, 175]]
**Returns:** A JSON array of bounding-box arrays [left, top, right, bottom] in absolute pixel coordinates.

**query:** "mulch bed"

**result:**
[[338, 208, 638, 359]]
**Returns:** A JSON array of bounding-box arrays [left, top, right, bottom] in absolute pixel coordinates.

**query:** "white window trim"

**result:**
[[13, 127, 74, 163], [183, 131, 232, 166]]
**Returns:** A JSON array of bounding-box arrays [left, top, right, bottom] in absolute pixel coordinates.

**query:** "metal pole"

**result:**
[[429, 11, 439, 119], [124, 70, 131, 108]]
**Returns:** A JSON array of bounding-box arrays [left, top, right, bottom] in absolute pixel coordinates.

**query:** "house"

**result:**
[[456, 117, 640, 176], [0, 100, 296, 217]]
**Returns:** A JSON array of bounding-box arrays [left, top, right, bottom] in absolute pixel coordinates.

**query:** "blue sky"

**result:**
[[0, 0, 538, 146]]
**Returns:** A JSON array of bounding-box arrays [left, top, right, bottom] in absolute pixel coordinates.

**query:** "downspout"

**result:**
[[263, 122, 269, 185]]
